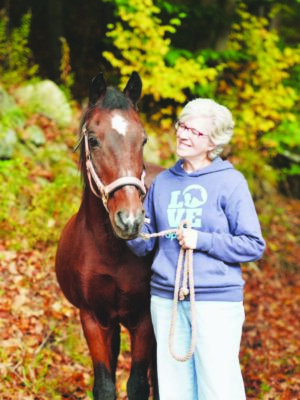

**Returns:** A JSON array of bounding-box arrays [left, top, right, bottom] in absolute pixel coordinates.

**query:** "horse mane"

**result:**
[[78, 86, 134, 181]]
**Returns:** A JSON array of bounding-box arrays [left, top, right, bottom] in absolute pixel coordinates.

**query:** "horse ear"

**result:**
[[89, 73, 106, 106], [123, 72, 142, 107]]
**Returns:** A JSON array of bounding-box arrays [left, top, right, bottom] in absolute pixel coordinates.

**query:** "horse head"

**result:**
[[79, 72, 147, 240]]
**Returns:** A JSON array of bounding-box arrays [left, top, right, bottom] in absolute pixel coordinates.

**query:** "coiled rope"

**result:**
[[139, 220, 196, 362]]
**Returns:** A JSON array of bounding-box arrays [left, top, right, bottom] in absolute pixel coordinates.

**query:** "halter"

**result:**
[[82, 123, 146, 211]]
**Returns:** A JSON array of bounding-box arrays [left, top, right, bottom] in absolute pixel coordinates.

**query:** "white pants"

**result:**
[[151, 296, 246, 400]]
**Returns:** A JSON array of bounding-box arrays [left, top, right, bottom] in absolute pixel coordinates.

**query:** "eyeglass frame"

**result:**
[[175, 120, 209, 138]]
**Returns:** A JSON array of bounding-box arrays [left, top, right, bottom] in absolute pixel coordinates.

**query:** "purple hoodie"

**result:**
[[127, 157, 266, 302]]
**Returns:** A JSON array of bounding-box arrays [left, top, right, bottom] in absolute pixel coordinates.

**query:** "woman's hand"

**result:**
[[177, 228, 198, 250]]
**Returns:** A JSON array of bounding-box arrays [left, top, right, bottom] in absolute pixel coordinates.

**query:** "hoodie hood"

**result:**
[[170, 157, 234, 177]]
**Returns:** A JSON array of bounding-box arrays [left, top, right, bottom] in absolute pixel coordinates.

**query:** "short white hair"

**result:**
[[178, 98, 234, 160]]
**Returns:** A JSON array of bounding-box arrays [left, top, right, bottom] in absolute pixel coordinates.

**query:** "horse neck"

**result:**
[[79, 186, 118, 245]]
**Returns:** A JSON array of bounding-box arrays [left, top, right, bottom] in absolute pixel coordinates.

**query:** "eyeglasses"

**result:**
[[175, 120, 208, 138]]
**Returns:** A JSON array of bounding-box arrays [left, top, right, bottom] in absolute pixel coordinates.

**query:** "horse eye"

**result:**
[[89, 136, 100, 148], [142, 137, 148, 146]]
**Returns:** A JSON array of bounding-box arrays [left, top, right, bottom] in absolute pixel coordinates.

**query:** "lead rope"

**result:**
[[139, 220, 197, 362]]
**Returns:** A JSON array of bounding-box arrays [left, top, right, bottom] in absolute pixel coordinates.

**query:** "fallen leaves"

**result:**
[[242, 258, 300, 399], [241, 195, 300, 399], [0, 245, 133, 399], [0, 195, 299, 399]]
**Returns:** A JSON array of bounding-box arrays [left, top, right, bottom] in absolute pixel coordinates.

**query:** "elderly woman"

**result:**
[[127, 98, 265, 400]]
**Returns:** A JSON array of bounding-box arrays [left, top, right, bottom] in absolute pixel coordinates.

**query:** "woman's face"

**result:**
[[176, 116, 215, 161]]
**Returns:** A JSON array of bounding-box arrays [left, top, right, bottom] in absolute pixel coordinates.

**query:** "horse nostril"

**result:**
[[116, 210, 144, 234]]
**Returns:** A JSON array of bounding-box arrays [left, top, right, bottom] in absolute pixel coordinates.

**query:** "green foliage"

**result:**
[[0, 146, 81, 250], [102, 0, 220, 165], [101, 0, 300, 188], [0, 11, 80, 251], [0, 11, 39, 87], [59, 37, 75, 99], [0, 107, 25, 130], [1, 2, 299, 255], [219, 4, 300, 145], [0, 159, 31, 234], [233, 149, 278, 200], [216, 3, 300, 193], [264, 120, 300, 165], [103, 0, 218, 119]]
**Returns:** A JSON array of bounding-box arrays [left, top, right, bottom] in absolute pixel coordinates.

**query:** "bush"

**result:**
[[0, 11, 38, 87]]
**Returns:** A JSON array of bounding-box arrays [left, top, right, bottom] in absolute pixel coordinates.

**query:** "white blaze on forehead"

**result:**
[[111, 114, 128, 136]]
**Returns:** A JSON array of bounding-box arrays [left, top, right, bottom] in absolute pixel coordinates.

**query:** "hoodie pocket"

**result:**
[[194, 254, 229, 285], [215, 260, 229, 275]]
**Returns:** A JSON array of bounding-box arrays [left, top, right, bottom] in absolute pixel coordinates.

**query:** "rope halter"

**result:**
[[82, 123, 146, 212]]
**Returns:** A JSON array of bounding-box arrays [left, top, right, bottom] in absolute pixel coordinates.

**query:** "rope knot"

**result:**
[[179, 287, 189, 300]]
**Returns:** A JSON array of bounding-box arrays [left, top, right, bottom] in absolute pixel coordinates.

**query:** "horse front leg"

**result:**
[[80, 308, 120, 400], [127, 314, 158, 400]]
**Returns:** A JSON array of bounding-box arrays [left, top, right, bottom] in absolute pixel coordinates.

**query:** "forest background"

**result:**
[[0, 0, 300, 399]]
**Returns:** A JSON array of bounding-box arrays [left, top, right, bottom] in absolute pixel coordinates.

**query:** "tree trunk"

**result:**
[[47, 0, 62, 82], [213, 0, 235, 51]]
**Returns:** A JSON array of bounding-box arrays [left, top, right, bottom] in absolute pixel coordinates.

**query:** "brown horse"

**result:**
[[55, 72, 161, 400]]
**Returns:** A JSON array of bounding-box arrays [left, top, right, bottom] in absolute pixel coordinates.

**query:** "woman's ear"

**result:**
[[207, 142, 217, 151]]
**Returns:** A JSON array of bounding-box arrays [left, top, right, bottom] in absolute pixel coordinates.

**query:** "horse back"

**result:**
[[144, 162, 164, 189]]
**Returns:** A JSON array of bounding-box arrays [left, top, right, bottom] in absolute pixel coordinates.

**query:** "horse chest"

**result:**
[[82, 266, 150, 327], [81, 252, 150, 298]]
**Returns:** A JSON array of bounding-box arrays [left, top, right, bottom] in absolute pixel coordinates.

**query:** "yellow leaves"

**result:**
[[104, 0, 299, 173], [259, 119, 276, 132], [160, 117, 173, 130], [261, 137, 278, 149], [221, 4, 300, 161], [103, 0, 217, 109], [283, 47, 300, 70]]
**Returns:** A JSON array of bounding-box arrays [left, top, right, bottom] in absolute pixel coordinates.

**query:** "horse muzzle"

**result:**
[[112, 207, 145, 239]]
